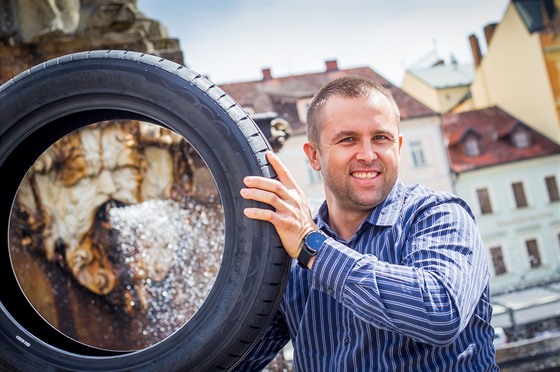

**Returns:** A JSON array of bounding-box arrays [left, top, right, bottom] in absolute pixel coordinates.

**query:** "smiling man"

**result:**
[[238, 76, 497, 371]]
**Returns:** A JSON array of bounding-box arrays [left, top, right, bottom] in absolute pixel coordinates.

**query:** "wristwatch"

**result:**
[[297, 230, 327, 269]]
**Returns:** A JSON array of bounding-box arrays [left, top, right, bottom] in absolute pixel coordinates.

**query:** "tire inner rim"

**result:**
[[9, 120, 225, 351]]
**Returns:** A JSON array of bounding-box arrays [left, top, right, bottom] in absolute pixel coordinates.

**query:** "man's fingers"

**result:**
[[243, 175, 291, 201], [240, 186, 284, 208], [265, 151, 299, 190], [243, 207, 275, 222]]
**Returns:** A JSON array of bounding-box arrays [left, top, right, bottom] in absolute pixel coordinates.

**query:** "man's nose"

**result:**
[[355, 141, 377, 163]]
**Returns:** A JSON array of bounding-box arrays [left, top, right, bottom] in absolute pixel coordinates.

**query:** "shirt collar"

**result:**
[[315, 181, 406, 231]]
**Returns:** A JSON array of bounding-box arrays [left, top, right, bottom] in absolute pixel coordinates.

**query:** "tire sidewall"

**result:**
[[0, 52, 287, 371]]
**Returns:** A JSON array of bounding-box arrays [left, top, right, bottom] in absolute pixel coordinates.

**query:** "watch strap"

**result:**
[[297, 243, 317, 269], [297, 230, 327, 269]]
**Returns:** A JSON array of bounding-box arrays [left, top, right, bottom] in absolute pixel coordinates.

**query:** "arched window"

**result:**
[[465, 136, 480, 156], [512, 127, 531, 148]]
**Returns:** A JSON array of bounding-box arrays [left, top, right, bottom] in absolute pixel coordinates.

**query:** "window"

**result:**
[[512, 182, 528, 208], [410, 141, 426, 167], [305, 159, 322, 185], [512, 127, 531, 148], [465, 136, 480, 156], [476, 188, 493, 214], [296, 98, 312, 123], [545, 176, 559, 202], [490, 246, 507, 276], [526, 239, 542, 268]]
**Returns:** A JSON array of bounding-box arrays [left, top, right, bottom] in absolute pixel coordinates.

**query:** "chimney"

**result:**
[[468, 34, 482, 67], [325, 59, 338, 72], [483, 23, 498, 48], [262, 68, 272, 80]]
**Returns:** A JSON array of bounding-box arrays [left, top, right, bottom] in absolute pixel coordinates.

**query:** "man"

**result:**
[[238, 76, 497, 371]]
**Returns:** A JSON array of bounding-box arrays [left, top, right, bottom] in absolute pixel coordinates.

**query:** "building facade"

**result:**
[[442, 106, 560, 333], [468, 0, 560, 143], [401, 61, 474, 113]]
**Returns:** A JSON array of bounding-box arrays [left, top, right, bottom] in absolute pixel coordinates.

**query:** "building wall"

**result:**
[[276, 134, 325, 214], [399, 115, 454, 193], [470, 3, 560, 143], [436, 86, 471, 113], [401, 73, 470, 113], [541, 32, 560, 126], [454, 155, 560, 293], [401, 74, 441, 111]]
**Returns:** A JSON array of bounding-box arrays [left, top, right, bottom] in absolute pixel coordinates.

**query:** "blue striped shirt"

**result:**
[[235, 181, 498, 371]]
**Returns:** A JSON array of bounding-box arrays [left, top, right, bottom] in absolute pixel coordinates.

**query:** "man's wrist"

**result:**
[[297, 230, 327, 269], [306, 256, 317, 269]]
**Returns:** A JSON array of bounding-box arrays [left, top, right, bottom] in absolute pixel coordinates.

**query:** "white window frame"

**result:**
[[409, 140, 427, 167], [464, 136, 480, 156], [296, 98, 312, 124]]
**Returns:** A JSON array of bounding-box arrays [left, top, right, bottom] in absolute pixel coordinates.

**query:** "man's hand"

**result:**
[[240, 151, 317, 259]]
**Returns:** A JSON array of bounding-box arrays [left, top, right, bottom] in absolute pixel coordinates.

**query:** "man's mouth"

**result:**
[[351, 171, 378, 179]]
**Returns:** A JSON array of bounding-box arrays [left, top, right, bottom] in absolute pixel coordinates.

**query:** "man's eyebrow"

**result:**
[[373, 129, 397, 138], [331, 129, 395, 140], [332, 130, 359, 139]]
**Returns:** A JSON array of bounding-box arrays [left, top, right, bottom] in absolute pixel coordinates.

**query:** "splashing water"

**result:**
[[109, 198, 224, 346]]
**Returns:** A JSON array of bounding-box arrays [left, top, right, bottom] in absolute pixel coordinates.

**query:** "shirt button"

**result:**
[[328, 288, 334, 295], [343, 338, 350, 344]]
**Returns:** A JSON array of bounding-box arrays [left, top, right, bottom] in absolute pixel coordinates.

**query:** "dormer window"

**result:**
[[464, 136, 480, 156], [512, 127, 531, 148]]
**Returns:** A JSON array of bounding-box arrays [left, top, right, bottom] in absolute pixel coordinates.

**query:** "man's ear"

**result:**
[[303, 141, 321, 171]]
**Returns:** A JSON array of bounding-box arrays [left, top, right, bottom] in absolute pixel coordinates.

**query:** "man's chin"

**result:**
[[355, 188, 393, 208]]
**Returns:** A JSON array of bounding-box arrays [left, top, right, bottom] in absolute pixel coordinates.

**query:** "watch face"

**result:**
[[305, 231, 327, 250]]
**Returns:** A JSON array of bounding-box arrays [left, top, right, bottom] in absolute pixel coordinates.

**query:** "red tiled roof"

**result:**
[[219, 66, 434, 135], [442, 106, 560, 173]]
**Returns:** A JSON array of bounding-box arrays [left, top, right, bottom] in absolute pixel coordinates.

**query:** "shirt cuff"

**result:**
[[310, 238, 363, 302]]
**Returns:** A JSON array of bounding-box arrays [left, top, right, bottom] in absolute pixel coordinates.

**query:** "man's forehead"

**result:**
[[322, 92, 391, 112]]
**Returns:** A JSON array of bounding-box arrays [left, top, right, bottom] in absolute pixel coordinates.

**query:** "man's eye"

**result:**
[[373, 135, 388, 141], [340, 137, 354, 143]]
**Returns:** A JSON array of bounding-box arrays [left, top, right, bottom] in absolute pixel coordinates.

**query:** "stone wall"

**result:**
[[0, 0, 184, 84]]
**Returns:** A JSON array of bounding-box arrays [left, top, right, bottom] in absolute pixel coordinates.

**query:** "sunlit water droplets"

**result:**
[[109, 198, 224, 344]]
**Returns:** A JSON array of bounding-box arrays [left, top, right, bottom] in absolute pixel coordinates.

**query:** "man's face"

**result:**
[[305, 94, 403, 215]]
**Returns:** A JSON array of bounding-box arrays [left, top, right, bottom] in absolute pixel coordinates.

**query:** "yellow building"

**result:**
[[401, 60, 474, 113], [469, 0, 560, 143]]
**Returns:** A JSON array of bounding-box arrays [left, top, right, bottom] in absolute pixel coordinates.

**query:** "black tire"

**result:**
[[0, 50, 290, 371]]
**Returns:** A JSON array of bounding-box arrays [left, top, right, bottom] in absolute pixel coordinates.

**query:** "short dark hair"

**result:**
[[306, 76, 400, 143]]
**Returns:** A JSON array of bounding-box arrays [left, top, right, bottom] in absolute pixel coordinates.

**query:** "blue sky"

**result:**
[[137, 0, 509, 85]]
